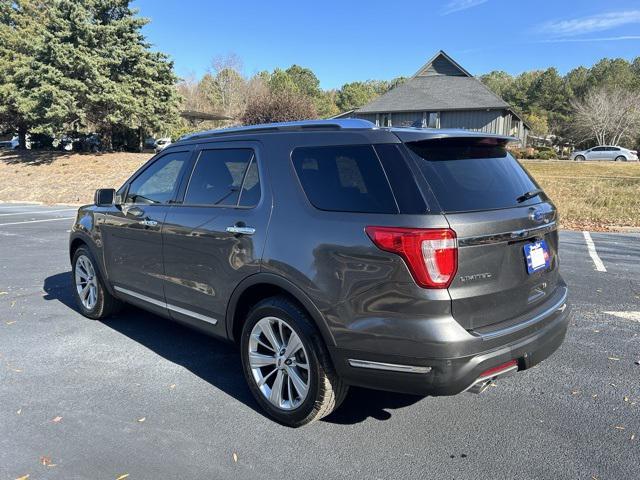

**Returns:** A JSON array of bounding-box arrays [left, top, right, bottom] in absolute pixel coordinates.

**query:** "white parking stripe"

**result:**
[[583, 231, 607, 272], [0, 217, 75, 226], [604, 311, 640, 322], [0, 208, 76, 216]]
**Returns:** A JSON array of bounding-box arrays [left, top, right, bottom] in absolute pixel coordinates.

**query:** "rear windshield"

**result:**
[[406, 139, 542, 213]]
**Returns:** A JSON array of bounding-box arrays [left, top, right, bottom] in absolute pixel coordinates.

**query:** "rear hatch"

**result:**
[[403, 136, 560, 331]]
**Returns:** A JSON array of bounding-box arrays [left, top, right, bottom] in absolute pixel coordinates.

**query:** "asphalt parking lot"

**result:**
[[1, 203, 638, 480]]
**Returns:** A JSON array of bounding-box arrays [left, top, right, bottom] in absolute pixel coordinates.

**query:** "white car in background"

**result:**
[[571, 145, 638, 161], [154, 137, 172, 153], [0, 135, 31, 150]]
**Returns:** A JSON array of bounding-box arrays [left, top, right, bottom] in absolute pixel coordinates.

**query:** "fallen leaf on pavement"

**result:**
[[571, 390, 580, 395], [0, 291, 8, 295], [624, 396, 629, 402], [6, 321, 16, 325], [40, 456, 56, 467], [16, 408, 21, 415], [608, 357, 620, 361], [115, 475, 129, 480], [14, 475, 29, 480], [614, 425, 625, 430], [232, 452, 238, 463], [137, 417, 146, 423], [169, 384, 176, 389], [52, 416, 63, 423], [631, 434, 636, 441]]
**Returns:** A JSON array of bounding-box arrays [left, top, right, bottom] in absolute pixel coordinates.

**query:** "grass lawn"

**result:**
[[1, 151, 638, 231], [521, 160, 640, 231]]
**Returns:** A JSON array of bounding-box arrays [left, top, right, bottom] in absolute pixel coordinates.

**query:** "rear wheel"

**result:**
[[240, 296, 348, 427], [72, 246, 122, 319], [615, 155, 626, 162], [574, 155, 585, 161]]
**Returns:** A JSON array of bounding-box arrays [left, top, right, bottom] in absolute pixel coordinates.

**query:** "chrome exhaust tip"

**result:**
[[467, 379, 493, 394], [465, 360, 518, 394]]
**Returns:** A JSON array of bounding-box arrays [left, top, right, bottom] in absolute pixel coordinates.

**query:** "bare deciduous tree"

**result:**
[[571, 87, 640, 146], [242, 90, 317, 125]]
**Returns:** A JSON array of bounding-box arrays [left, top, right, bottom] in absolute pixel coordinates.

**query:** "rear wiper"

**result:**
[[516, 188, 543, 203]]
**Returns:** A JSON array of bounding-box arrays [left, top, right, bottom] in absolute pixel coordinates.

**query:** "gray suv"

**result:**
[[69, 119, 570, 426]]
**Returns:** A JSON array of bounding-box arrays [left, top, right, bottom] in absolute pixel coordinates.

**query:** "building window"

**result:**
[[427, 112, 439, 128], [422, 112, 439, 128]]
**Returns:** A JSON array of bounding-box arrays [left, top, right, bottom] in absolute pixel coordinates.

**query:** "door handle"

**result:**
[[140, 219, 158, 227], [226, 226, 255, 235], [126, 206, 145, 217]]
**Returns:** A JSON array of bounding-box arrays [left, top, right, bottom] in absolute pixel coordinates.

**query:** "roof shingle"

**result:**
[[357, 75, 509, 113]]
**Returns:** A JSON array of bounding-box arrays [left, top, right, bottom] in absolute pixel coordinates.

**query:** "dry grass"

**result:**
[[1, 151, 638, 231], [521, 160, 640, 231], [0, 150, 151, 205]]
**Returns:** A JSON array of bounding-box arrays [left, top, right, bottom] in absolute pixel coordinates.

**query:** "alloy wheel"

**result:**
[[75, 254, 98, 310], [248, 316, 310, 410]]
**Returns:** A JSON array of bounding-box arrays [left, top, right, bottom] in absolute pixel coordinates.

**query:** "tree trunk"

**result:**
[[101, 125, 113, 151], [18, 125, 28, 149]]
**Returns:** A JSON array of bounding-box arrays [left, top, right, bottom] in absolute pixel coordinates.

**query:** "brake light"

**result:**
[[365, 226, 457, 288]]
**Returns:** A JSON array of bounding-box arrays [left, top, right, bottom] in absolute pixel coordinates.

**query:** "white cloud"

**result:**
[[540, 10, 640, 37], [441, 0, 488, 16]]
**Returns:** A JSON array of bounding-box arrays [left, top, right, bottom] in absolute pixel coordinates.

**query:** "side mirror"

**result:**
[[94, 188, 115, 207]]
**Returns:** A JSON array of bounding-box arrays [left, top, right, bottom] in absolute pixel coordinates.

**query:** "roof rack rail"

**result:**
[[177, 119, 376, 142]]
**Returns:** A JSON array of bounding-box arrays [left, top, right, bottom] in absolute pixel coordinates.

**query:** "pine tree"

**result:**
[[0, 0, 180, 150]]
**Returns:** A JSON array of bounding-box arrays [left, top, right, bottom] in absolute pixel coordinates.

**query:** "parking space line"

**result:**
[[583, 231, 607, 272], [0, 217, 75, 226], [0, 209, 76, 216]]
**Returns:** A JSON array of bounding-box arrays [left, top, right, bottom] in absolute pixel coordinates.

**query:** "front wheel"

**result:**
[[240, 296, 348, 427], [574, 155, 585, 161], [72, 246, 122, 319]]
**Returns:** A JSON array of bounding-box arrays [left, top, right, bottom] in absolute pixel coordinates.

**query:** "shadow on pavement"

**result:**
[[43, 271, 424, 425]]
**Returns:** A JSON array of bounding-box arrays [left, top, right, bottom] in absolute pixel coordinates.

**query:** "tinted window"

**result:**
[[292, 145, 398, 213], [184, 149, 258, 206], [592, 147, 606, 152], [126, 151, 191, 204], [238, 158, 261, 207], [374, 144, 427, 214], [406, 139, 542, 213]]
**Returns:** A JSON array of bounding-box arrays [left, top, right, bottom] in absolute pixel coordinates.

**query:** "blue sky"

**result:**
[[134, 0, 640, 89]]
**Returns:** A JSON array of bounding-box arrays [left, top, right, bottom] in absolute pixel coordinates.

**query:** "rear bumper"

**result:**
[[329, 286, 570, 396]]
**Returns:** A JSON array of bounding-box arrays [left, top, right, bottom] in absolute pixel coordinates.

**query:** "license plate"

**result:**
[[523, 240, 550, 275]]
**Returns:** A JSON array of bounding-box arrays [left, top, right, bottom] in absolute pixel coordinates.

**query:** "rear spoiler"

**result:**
[[390, 128, 517, 145]]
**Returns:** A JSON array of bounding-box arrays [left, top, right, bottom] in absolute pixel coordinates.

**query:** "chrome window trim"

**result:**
[[348, 359, 432, 374], [114, 286, 218, 325], [458, 221, 557, 247]]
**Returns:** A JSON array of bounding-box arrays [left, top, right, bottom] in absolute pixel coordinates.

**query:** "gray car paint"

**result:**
[[70, 124, 569, 395]]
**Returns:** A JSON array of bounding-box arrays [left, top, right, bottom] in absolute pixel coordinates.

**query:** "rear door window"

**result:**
[[184, 148, 260, 207], [406, 138, 542, 213], [292, 145, 398, 213]]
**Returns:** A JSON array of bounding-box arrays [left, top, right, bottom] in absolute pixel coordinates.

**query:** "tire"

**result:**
[[615, 156, 626, 162], [72, 246, 122, 319], [240, 296, 348, 427], [574, 155, 585, 162]]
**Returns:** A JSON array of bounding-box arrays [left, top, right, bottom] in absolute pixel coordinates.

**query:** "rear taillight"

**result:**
[[365, 226, 457, 288]]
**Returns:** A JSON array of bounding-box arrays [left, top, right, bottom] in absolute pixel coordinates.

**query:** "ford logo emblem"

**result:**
[[528, 208, 547, 224]]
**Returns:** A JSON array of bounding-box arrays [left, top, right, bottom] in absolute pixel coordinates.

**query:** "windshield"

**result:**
[[406, 138, 544, 213]]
